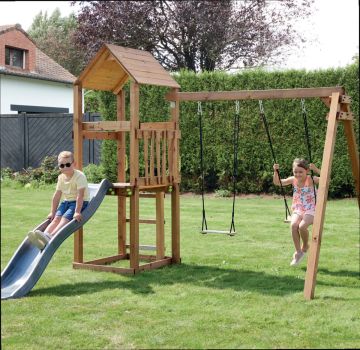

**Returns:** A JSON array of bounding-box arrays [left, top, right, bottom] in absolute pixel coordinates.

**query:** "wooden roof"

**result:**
[[76, 44, 180, 92]]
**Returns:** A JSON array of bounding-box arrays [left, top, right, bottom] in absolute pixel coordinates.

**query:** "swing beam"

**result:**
[[166, 86, 359, 300], [165, 87, 345, 101]]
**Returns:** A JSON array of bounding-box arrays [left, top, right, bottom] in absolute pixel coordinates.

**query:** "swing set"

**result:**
[[197, 94, 326, 231], [72, 43, 358, 300], [166, 86, 359, 300], [197, 100, 240, 236]]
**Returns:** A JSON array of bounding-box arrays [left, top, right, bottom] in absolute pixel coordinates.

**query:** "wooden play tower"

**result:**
[[72, 44, 181, 274]]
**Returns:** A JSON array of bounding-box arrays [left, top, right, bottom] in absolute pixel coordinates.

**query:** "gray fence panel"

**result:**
[[0, 115, 24, 170], [0, 113, 102, 171], [28, 114, 73, 168]]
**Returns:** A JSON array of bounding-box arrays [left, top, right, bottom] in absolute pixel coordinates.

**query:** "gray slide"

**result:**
[[1, 179, 113, 300]]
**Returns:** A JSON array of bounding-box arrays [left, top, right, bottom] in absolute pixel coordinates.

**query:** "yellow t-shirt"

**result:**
[[56, 169, 89, 201]]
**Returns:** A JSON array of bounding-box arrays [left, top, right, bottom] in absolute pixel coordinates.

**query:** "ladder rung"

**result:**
[[126, 219, 157, 224], [126, 244, 157, 251], [201, 230, 236, 236]]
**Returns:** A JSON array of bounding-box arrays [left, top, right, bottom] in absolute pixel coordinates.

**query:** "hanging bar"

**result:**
[[165, 87, 345, 102]]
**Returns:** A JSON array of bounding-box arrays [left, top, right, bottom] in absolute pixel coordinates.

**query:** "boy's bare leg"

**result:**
[[49, 217, 70, 236], [46, 216, 61, 234], [290, 214, 302, 252], [299, 214, 313, 252]]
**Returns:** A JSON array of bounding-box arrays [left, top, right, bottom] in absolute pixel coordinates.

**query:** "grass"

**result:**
[[1, 186, 359, 349]]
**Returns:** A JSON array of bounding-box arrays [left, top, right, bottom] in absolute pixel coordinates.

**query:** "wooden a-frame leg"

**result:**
[[342, 119, 360, 205], [304, 92, 340, 300]]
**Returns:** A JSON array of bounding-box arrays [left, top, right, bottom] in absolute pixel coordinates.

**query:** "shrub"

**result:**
[[1, 155, 59, 187], [89, 60, 359, 198], [83, 164, 106, 183]]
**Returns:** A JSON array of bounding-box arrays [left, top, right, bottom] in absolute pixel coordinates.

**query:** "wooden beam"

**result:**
[[82, 131, 119, 140], [112, 72, 129, 95], [156, 192, 165, 259], [73, 262, 135, 275], [140, 122, 175, 131], [129, 187, 139, 270], [125, 218, 156, 224], [304, 92, 340, 300], [82, 121, 130, 132], [171, 183, 181, 263], [73, 83, 83, 263], [138, 257, 173, 271], [130, 82, 140, 185], [125, 244, 157, 250], [84, 254, 127, 265], [117, 91, 127, 255], [165, 87, 345, 102], [170, 88, 180, 183]]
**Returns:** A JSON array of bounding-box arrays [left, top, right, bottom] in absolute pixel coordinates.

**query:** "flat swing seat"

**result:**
[[200, 229, 236, 236], [284, 215, 292, 223]]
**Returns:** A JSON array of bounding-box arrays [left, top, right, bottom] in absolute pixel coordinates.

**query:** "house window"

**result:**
[[5, 46, 25, 68]]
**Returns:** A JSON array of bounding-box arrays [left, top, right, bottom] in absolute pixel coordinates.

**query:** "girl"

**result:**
[[273, 158, 321, 266]]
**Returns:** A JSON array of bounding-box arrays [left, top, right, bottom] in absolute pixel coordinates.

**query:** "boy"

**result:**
[[28, 151, 89, 250]]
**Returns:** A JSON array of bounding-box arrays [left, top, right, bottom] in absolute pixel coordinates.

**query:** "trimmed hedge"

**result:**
[[94, 60, 359, 198]]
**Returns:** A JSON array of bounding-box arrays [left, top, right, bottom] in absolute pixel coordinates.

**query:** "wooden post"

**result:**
[[171, 183, 180, 263], [73, 83, 83, 263], [129, 81, 140, 271], [117, 91, 127, 254], [156, 192, 165, 259], [304, 92, 340, 300], [170, 88, 181, 263], [130, 81, 139, 185], [130, 187, 139, 270]]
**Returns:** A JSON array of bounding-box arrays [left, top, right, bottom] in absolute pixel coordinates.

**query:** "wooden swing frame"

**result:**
[[165, 86, 359, 300]]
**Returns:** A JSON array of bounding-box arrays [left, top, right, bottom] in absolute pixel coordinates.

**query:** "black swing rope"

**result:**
[[198, 101, 208, 232], [229, 101, 240, 234], [198, 101, 240, 235], [301, 99, 317, 204], [259, 100, 292, 221]]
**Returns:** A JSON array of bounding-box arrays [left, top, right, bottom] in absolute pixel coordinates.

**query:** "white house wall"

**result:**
[[0, 74, 79, 114]]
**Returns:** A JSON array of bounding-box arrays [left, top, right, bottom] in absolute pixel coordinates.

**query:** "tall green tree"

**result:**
[[74, 0, 314, 72], [28, 8, 85, 76]]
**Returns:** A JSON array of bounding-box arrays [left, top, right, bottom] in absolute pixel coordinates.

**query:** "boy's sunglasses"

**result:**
[[58, 162, 73, 169]]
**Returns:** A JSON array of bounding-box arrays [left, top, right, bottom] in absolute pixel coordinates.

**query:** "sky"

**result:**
[[0, 0, 358, 71]]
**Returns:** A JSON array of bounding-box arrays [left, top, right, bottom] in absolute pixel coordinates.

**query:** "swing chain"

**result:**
[[300, 98, 317, 204], [259, 100, 264, 114], [301, 98, 306, 114], [197, 101, 202, 114]]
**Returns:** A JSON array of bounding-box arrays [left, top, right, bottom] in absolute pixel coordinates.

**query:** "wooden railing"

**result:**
[[136, 122, 180, 187]]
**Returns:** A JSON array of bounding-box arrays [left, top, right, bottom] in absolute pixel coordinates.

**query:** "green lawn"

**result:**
[[1, 186, 359, 349]]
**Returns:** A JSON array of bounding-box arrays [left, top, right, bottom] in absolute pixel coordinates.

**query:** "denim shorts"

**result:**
[[56, 201, 89, 221]]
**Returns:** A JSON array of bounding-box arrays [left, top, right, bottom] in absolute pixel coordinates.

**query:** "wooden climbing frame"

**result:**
[[72, 44, 181, 275]]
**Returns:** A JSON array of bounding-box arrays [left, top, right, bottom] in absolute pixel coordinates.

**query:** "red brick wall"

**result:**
[[0, 29, 36, 71]]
